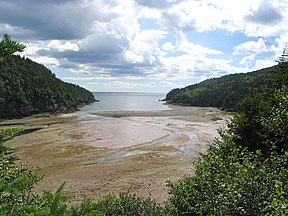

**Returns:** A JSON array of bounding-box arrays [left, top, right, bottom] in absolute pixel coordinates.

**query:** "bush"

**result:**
[[0, 143, 42, 215], [167, 133, 288, 215], [71, 193, 165, 216], [262, 86, 288, 153]]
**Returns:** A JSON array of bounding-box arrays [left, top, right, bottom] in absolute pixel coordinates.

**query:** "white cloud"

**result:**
[[245, 0, 283, 25], [86, 80, 157, 90], [240, 54, 256, 67], [124, 51, 144, 64], [125, 76, 144, 80], [159, 80, 183, 89], [176, 32, 223, 55], [233, 38, 268, 55], [275, 32, 288, 55], [124, 29, 166, 66], [62, 76, 118, 81], [135, 0, 183, 9], [31, 56, 60, 67], [162, 42, 175, 51], [254, 59, 276, 70], [48, 40, 79, 52], [157, 52, 243, 82]]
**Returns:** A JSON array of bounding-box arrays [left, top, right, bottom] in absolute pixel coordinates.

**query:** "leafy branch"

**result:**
[[0, 33, 26, 61]]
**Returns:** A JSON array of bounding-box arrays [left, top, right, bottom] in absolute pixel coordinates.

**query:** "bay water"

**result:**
[[79, 92, 169, 112]]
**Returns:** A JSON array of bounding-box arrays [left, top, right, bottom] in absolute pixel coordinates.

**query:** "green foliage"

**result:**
[[164, 88, 182, 101], [70, 193, 165, 216], [39, 182, 69, 216], [0, 34, 95, 118], [0, 144, 42, 215], [69, 198, 105, 216], [167, 56, 288, 215], [227, 93, 272, 155], [0, 127, 24, 139], [165, 67, 274, 111], [0, 55, 96, 118], [95, 193, 165, 216], [167, 133, 288, 215], [0, 34, 26, 61], [0, 135, 70, 216], [227, 62, 288, 155], [262, 86, 288, 153], [273, 47, 288, 86], [0, 146, 71, 216]]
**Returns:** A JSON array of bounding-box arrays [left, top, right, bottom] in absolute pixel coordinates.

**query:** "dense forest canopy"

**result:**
[[0, 34, 96, 119], [164, 67, 275, 111], [0, 55, 96, 118]]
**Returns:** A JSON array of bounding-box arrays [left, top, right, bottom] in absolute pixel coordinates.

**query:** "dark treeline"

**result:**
[[164, 66, 275, 111], [0, 55, 96, 118]]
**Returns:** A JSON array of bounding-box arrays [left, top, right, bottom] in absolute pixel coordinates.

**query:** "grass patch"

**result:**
[[111, 113, 125, 118], [210, 116, 222, 121], [0, 127, 24, 139]]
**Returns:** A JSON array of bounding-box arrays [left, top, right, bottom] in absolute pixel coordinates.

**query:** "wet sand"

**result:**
[[1, 106, 231, 204], [76, 118, 168, 149]]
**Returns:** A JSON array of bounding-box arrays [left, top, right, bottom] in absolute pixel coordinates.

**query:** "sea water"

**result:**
[[79, 92, 170, 112]]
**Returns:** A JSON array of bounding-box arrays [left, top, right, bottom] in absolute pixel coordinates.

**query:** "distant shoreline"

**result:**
[[0, 100, 98, 121], [89, 105, 229, 122]]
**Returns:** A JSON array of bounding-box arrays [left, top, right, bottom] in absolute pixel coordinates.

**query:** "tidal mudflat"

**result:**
[[1, 106, 231, 204]]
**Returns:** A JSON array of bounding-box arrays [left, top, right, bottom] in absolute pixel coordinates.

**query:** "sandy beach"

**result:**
[[1, 105, 231, 204]]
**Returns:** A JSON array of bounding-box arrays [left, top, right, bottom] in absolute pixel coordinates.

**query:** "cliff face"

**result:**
[[0, 55, 96, 118]]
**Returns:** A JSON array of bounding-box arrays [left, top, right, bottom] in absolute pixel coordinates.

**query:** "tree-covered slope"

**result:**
[[164, 67, 275, 111], [0, 55, 96, 118]]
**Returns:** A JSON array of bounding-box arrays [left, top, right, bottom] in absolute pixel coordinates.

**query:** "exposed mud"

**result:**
[[2, 106, 231, 204]]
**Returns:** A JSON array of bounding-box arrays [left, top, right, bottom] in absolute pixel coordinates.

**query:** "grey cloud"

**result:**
[[0, 0, 118, 40], [160, 11, 196, 32], [135, 0, 171, 9], [245, 0, 283, 25], [0, 0, 194, 81], [79, 30, 128, 54], [135, 0, 184, 9], [61, 51, 157, 77], [39, 42, 158, 78], [34, 15, 161, 78], [58, 48, 159, 77]]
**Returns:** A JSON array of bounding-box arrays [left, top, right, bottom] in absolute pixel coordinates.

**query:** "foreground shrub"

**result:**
[[0, 144, 41, 215], [70, 193, 165, 216], [167, 133, 288, 215]]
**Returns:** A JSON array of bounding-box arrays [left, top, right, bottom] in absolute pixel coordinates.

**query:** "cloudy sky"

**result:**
[[1, 0, 287, 93]]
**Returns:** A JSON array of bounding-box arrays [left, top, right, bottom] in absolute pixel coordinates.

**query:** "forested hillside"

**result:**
[[0, 55, 96, 118], [165, 67, 275, 111]]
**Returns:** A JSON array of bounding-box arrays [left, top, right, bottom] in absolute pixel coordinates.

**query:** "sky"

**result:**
[[0, 0, 288, 93]]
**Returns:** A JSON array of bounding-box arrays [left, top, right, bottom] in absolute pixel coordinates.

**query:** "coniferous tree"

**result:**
[[0, 33, 26, 61], [0, 35, 96, 118]]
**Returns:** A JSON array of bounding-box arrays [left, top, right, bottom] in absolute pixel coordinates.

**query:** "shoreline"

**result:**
[[0, 99, 98, 121], [1, 105, 232, 204], [90, 105, 231, 123]]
